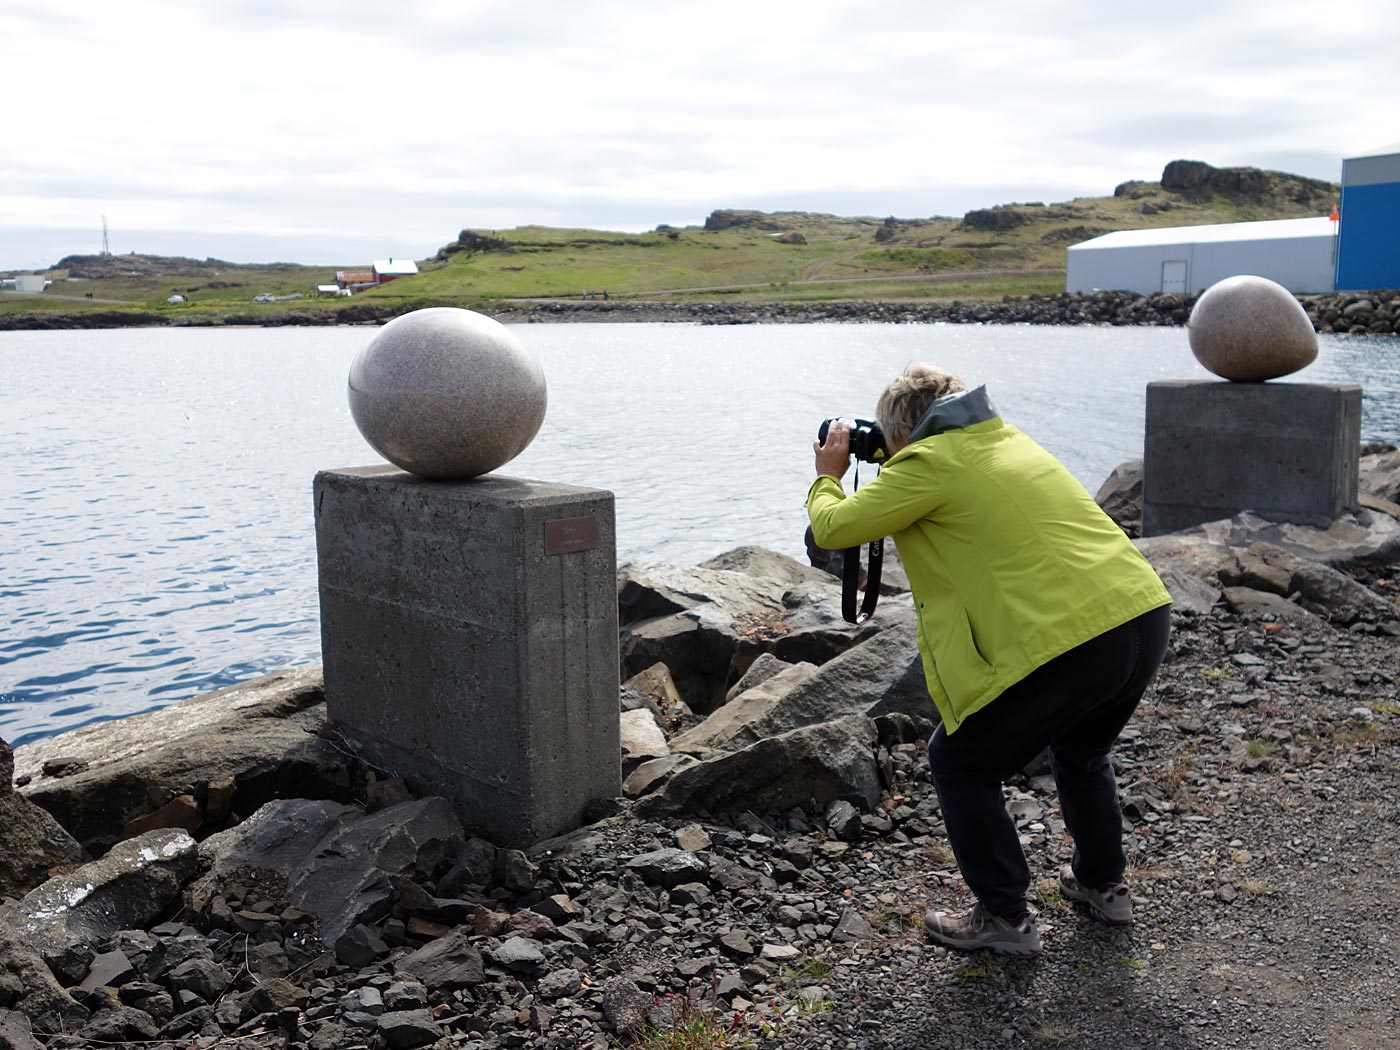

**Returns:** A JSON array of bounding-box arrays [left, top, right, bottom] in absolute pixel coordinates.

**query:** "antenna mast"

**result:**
[[101, 216, 111, 256]]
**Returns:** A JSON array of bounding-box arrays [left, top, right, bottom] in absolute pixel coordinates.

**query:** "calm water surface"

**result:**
[[2, 323, 1397, 745]]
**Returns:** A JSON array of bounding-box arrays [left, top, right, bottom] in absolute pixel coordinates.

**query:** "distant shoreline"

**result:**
[[0, 288, 1395, 334]]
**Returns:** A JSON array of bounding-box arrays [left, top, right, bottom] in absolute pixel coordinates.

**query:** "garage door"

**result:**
[[1161, 260, 1188, 294]]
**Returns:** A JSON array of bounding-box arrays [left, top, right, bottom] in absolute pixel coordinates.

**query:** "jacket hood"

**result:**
[[908, 385, 999, 443]]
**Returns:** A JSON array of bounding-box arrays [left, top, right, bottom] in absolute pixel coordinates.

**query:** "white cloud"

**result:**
[[2, 0, 1396, 268]]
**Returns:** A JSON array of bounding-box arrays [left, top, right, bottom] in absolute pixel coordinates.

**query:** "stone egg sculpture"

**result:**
[[1187, 274, 1318, 382], [348, 307, 547, 479]]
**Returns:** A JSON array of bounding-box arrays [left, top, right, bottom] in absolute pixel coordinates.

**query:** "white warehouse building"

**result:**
[[1066, 216, 1337, 295]]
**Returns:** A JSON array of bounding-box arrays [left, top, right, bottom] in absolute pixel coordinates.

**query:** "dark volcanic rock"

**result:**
[[195, 796, 464, 949], [14, 667, 354, 854], [639, 714, 881, 816], [0, 737, 86, 899], [5, 830, 198, 962], [0, 930, 89, 1034], [394, 927, 486, 989]]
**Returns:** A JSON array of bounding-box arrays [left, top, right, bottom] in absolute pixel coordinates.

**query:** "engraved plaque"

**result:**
[[544, 515, 600, 555]]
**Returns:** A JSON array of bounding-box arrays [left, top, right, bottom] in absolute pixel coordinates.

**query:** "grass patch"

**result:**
[[1245, 738, 1276, 759], [1112, 955, 1147, 970], [1202, 666, 1239, 681], [620, 993, 749, 1050], [1031, 1021, 1081, 1045], [953, 952, 1015, 984]]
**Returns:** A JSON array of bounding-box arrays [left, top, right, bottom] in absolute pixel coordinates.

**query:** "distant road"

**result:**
[[1, 290, 131, 305]]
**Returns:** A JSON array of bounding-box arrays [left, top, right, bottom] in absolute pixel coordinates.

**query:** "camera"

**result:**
[[817, 417, 887, 464]]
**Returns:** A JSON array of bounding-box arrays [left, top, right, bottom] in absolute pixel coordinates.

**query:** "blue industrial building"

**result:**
[[1335, 142, 1400, 291]]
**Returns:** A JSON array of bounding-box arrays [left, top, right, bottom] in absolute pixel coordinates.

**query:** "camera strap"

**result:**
[[839, 462, 883, 625]]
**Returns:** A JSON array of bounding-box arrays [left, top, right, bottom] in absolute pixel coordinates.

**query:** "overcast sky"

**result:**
[[2, 0, 1395, 269]]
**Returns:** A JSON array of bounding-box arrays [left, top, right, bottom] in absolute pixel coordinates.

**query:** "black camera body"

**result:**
[[817, 417, 888, 464]]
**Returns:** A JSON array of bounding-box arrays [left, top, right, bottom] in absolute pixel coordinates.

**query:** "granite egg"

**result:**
[[1187, 275, 1318, 382], [348, 308, 547, 478]]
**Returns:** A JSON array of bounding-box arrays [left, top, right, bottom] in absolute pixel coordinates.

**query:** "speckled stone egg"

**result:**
[[348, 308, 547, 478], [1187, 275, 1318, 382]]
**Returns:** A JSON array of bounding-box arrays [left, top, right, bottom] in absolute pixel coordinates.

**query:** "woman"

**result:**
[[807, 364, 1171, 956]]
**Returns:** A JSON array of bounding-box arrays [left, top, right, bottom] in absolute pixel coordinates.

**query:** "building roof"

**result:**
[[1345, 141, 1400, 160], [1068, 216, 1335, 252], [337, 270, 375, 282], [317, 284, 340, 292], [373, 258, 419, 275]]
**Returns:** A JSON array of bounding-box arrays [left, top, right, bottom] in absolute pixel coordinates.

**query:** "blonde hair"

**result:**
[[875, 364, 969, 447]]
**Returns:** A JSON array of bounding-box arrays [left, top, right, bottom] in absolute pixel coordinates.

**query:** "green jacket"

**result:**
[[807, 416, 1171, 734]]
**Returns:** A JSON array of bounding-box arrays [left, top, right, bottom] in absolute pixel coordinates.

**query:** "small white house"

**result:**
[[1066, 216, 1337, 295], [372, 258, 419, 284], [15, 274, 46, 293]]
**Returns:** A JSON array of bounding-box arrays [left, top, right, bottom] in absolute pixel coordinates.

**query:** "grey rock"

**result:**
[[375, 1007, 444, 1050], [619, 709, 669, 764], [0, 1010, 41, 1050], [394, 928, 486, 989], [335, 924, 389, 968], [722, 652, 795, 705], [167, 958, 232, 1003], [676, 625, 930, 754], [1152, 566, 1218, 615], [494, 848, 537, 894], [825, 800, 862, 842], [0, 737, 86, 900], [1360, 449, 1400, 503], [832, 910, 878, 942], [622, 754, 698, 798], [5, 829, 197, 963], [1222, 586, 1317, 624], [601, 976, 652, 1034], [438, 836, 496, 895], [488, 936, 546, 975], [626, 847, 708, 887], [675, 824, 713, 852], [13, 667, 354, 855], [639, 715, 881, 816], [195, 796, 464, 949], [78, 949, 135, 992], [308, 1022, 348, 1050], [248, 977, 308, 1014], [1095, 459, 1143, 538], [537, 967, 583, 999], [79, 1005, 159, 1042], [339, 985, 385, 1016]]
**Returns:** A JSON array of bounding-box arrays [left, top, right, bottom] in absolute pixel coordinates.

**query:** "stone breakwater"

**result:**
[[4, 288, 1399, 332], [1, 450, 1398, 1050]]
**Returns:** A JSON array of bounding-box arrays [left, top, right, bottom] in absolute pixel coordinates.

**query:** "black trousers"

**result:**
[[927, 605, 1171, 917]]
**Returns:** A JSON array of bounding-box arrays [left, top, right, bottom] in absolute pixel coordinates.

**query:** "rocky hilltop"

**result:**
[[1, 450, 1399, 1050]]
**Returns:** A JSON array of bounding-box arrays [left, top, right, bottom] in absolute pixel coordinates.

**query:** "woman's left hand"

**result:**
[[814, 419, 851, 480]]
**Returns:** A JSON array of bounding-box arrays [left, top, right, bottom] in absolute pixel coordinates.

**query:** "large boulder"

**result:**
[[0, 931, 89, 1035], [0, 737, 85, 900], [193, 797, 464, 951], [618, 551, 907, 711], [637, 714, 881, 816], [1360, 449, 1400, 504], [14, 667, 357, 855], [1136, 510, 1400, 586], [1218, 541, 1396, 624], [672, 624, 931, 753], [4, 829, 198, 963], [1095, 459, 1143, 538]]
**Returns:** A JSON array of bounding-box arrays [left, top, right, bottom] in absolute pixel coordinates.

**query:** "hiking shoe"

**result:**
[[923, 902, 1041, 956], [1059, 865, 1133, 926]]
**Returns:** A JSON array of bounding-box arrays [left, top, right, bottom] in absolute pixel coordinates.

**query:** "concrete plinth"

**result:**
[[314, 466, 620, 846], [1142, 380, 1362, 536]]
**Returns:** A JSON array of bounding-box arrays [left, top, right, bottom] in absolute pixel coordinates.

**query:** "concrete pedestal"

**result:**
[[1142, 380, 1362, 536], [314, 466, 620, 846]]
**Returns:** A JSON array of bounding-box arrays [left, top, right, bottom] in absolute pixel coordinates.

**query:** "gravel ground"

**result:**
[[9, 594, 1398, 1050]]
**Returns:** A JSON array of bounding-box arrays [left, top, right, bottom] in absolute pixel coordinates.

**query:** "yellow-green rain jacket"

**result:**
[[807, 403, 1171, 734]]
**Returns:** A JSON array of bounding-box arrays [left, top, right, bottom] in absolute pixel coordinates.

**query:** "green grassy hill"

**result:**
[[0, 160, 1337, 322]]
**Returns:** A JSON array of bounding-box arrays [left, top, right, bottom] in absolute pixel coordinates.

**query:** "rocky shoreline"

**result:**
[[2, 448, 1399, 1050], [3, 288, 1398, 334]]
